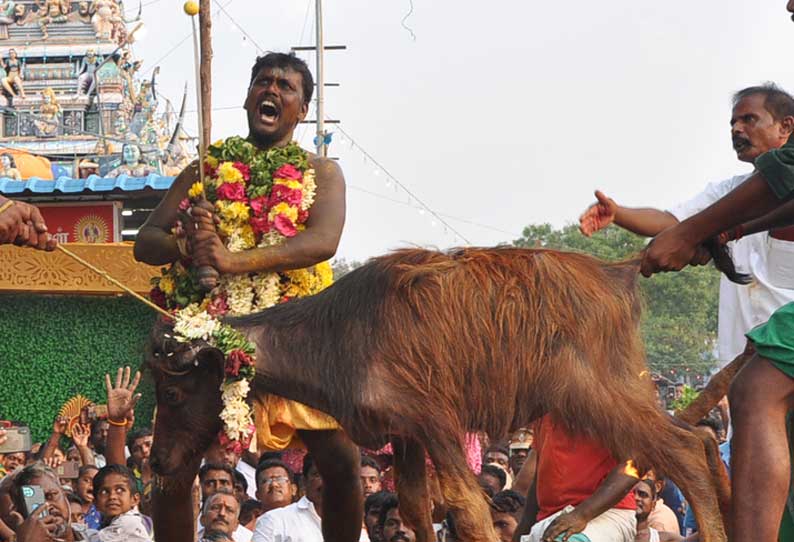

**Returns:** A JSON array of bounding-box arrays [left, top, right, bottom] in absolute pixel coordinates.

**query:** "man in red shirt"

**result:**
[[514, 415, 638, 542]]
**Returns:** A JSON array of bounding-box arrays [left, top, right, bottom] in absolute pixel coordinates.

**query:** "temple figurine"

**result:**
[[0, 153, 21, 180], [33, 87, 61, 137], [38, 0, 69, 40], [2, 48, 24, 99], [77, 49, 100, 96], [106, 143, 154, 178]]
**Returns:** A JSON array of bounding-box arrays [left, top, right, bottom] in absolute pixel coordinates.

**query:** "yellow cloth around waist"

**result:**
[[254, 395, 339, 451]]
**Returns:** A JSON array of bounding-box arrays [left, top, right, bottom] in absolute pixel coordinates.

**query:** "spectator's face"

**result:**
[[76, 468, 98, 503], [360, 466, 382, 498], [508, 449, 528, 475], [52, 448, 66, 463], [201, 493, 239, 536], [70, 501, 85, 524], [633, 482, 655, 522], [478, 473, 502, 495], [204, 440, 241, 469], [90, 421, 108, 453], [256, 466, 294, 510], [381, 507, 416, 542], [130, 435, 153, 468], [731, 93, 791, 163], [304, 464, 323, 508], [95, 473, 139, 519], [2, 452, 25, 472], [233, 482, 246, 504], [66, 448, 81, 462], [201, 469, 234, 501], [491, 511, 518, 542], [365, 504, 383, 540], [484, 451, 509, 471], [27, 474, 70, 536]]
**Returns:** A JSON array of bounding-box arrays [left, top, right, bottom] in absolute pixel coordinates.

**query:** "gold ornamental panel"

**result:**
[[0, 243, 159, 295]]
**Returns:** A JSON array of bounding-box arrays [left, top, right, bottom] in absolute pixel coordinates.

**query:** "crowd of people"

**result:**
[[0, 373, 730, 542]]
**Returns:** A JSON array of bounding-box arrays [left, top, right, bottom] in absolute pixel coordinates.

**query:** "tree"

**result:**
[[513, 224, 720, 378], [331, 258, 364, 280]]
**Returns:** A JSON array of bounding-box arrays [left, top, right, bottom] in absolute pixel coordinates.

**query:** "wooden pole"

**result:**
[[199, 0, 212, 151]]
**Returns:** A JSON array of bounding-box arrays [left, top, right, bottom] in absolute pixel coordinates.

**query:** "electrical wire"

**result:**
[[212, 0, 264, 53]]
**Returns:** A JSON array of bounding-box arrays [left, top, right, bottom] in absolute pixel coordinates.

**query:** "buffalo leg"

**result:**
[[299, 429, 363, 542], [391, 436, 435, 542], [424, 431, 496, 542]]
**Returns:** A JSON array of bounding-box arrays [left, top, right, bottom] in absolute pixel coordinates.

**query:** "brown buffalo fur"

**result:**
[[148, 247, 727, 542]]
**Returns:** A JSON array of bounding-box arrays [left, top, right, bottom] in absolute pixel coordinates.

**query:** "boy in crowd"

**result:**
[[89, 464, 152, 541]]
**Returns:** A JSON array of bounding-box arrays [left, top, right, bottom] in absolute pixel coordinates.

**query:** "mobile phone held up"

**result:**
[[21, 485, 48, 518], [0, 424, 32, 454], [56, 460, 81, 479]]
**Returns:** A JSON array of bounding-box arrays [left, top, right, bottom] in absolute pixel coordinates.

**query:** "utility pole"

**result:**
[[292, 1, 344, 157], [314, 0, 325, 157]]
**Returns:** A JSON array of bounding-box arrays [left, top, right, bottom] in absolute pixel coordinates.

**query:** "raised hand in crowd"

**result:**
[[70, 423, 94, 467], [579, 190, 618, 236], [37, 416, 68, 462], [41, 456, 63, 471], [105, 366, 141, 467], [0, 197, 56, 250]]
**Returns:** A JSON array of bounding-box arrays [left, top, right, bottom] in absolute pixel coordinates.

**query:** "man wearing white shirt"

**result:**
[[252, 454, 369, 542], [198, 490, 253, 542], [579, 83, 794, 367]]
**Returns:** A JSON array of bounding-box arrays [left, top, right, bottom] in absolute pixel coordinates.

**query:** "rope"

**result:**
[[55, 244, 173, 319]]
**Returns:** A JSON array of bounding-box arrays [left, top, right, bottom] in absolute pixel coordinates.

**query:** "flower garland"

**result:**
[[149, 137, 334, 453]]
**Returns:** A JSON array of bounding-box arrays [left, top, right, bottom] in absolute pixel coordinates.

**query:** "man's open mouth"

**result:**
[[259, 100, 280, 124], [733, 139, 750, 152]]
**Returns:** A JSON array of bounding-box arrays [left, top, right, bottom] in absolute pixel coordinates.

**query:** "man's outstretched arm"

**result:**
[[579, 190, 678, 237]]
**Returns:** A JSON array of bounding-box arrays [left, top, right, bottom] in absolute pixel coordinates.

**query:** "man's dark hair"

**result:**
[[66, 491, 86, 506], [255, 459, 294, 486], [92, 464, 139, 497], [78, 465, 98, 478], [239, 499, 263, 526], [733, 83, 794, 122], [233, 469, 247, 493], [364, 490, 394, 516], [490, 490, 525, 518], [377, 493, 400, 529], [249, 52, 314, 106], [11, 463, 58, 512], [199, 462, 236, 483], [257, 451, 283, 464], [485, 444, 510, 458], [361, 455, 381, 473], [480, 464, 507, 490], [125, 427, 152, 450], [302, 453, 315, 479]]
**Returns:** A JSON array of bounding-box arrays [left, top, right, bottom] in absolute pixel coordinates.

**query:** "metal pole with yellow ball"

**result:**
[[184, 0, 219, 291]]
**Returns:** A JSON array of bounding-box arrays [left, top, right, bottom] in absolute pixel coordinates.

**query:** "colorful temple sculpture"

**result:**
[[0, 0, 190, 294]]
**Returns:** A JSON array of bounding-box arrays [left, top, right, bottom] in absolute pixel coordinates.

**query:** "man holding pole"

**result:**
[[639, 4, 794, 540], [134, 52, 358, 542]]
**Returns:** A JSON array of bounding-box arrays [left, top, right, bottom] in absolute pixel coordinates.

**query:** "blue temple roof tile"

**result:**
[[0, 174, 176, 195]]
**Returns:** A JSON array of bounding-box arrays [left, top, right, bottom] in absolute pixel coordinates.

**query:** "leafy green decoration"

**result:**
[[0, 296, 157, 442]]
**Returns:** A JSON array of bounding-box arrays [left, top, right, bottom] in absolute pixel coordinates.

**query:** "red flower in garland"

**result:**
[[216, 182, 247, 202], [233, 162, 251, 181], [297, 209, 309, 224], [225, 349, 254, 377], [273, 164, 303, 181], [178, 198, 191, 212], [207, 295, 229, 317], [274, 214, 298, 237], [149, 287, 167, 309], [249, 196, 268, 217], [218, 431, 244, 455], [250, 215, 270, 236], [268, 184, 302, 207]]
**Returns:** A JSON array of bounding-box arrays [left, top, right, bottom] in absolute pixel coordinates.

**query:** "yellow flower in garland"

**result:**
[[216, 200, 251, 223], [188, 182, 204, 198], [206, 155, 219, 169], [315, 261, 333, 289], [274, 178, 302, 190], [268, 202, 298, 223], [217, 161, 244, 184], [159, 274, 175, 295]]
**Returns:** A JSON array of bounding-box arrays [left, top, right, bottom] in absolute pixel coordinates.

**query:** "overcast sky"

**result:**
[[131, 1, 794, 262]]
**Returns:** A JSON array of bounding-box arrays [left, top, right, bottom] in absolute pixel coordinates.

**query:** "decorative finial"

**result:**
[[183, 1, 199, 16]]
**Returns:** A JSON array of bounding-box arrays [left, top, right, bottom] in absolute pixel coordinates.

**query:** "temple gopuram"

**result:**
[[0, 0, 189, 294]]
